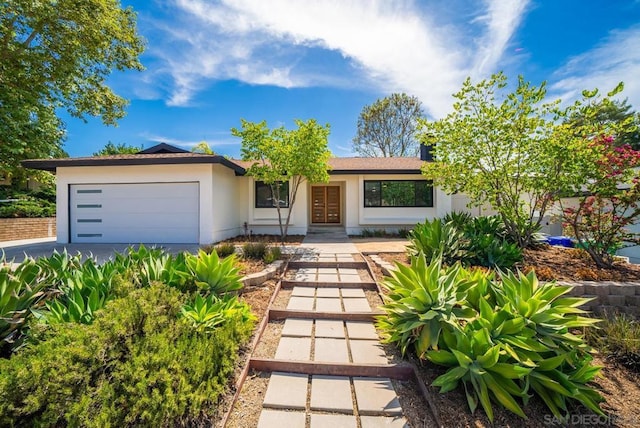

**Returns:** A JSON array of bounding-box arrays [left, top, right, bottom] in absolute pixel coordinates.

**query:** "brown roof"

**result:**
[[233, 157, 425, 174], [23, 153, 425, 175]]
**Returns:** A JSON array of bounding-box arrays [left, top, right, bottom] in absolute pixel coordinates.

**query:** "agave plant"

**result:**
[[427, 325, 531, 421], [376, 256, 474, 357], [186, 250, 243, 295], [0, 259, 47, 353], [181, 294, 255, 332], [138, 252, 191, 289], [406, 218, 467, 264], [41, 258, 115, 325]]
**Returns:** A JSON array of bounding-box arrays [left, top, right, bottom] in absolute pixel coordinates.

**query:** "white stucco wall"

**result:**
[[210, 164, 244, 242], [56, 164, 216, 244], [240, 177, 309, 236]]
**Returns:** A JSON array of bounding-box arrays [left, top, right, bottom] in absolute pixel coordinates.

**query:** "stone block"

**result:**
[[584, 283, 610, 296], [607, 295, 627, 307], [610, 284, 636, 296]]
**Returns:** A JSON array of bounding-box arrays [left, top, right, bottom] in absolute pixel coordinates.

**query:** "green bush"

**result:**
[[214, 242, 237, 258], [377, 256, 603, 422], [242, 241, 268, 260], [0, 199, 55, 218], [407, 215, 523, 269], [263, 246, 282, 264], [0, 282, 255, 427]]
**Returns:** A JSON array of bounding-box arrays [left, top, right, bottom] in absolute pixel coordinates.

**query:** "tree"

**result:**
[[557, 84, 640, 267], [568, 97, 640, 150], [1, 0, 144, 177], [191, 141, 214, 155], [352, 93, 424, 157], [232, 119, 332, 240], [420, 73, 562, 248], [93, 142, 142, 156]]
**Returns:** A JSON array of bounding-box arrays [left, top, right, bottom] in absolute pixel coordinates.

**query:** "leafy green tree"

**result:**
[[191, 141, 215, 155], [232, 119, 331, 240], [353, 93, 424, 157], [93, 142, 142, 156], [420, 73, 561, 248], [1, 0, 144, 177]]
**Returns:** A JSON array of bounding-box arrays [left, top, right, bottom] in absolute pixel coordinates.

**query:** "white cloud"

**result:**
[[143, 0, 529, 117], [550, 26, 640, 107]]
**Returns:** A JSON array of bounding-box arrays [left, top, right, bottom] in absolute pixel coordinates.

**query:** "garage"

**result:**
[[69, 182, 199, 243]]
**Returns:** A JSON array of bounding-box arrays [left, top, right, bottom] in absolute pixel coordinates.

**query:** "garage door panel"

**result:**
[[70, 182, 199, 244]]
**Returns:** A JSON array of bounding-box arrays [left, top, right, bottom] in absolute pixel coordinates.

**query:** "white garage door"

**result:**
[[70, 182, 199, 243]]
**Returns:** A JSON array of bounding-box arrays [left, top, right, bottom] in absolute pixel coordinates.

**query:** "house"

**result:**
[[22, 143, 451, 244]]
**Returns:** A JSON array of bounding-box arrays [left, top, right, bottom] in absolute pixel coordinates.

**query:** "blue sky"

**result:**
[[62, 0, 640, 158]]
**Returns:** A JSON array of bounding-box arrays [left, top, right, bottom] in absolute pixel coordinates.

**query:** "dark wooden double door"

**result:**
[[311, 186, 341, 224]]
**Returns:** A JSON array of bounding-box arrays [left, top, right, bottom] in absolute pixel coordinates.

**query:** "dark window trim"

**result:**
[[363, 180, 434, 208], [255, 180, 290, 208]]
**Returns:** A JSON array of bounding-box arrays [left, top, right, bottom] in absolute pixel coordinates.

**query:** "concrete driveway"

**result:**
[[1, 238, 200, 264]]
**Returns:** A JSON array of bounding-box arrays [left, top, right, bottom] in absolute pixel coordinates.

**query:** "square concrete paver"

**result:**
[[314, 338, 349, 363], [353, 378, 402, 416], [275, 337, 311, 361], [341, 288, 366, 298], [282, 318, 313, 337], [310, 413, 358, 427], [263, 372, 308, 409], [338, 268, 358, 275], [315, 297, 342, 312], [339, 274, 362, 283], [360, 416, 410, 428], [318, 267, 338, 274], [336, 254, 354, 261], [316, 287, 340, 297], [315, 319, 345, 338], [257, 410, 306, 428], [343, 298, 371, 312], [310, 375, 354, 413], [350, 340, 388, 364], [287, 296, 315, 310], [295, 271, 316, 281], [291, 286, 316, 297], [346, 321, 378, 339]]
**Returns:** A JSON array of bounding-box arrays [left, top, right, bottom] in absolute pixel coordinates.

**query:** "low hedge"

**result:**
[[0, 281, 254, 427]]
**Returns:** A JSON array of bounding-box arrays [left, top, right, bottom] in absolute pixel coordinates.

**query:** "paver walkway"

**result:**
[[254, 230, 409, 428]]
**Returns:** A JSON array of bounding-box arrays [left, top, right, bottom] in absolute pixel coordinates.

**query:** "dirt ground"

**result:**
[[373, 245, 640, 282]]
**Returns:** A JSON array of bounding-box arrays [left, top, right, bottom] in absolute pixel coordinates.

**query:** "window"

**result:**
[[255, 181, 290, 208], [364, 180, 433, 207]]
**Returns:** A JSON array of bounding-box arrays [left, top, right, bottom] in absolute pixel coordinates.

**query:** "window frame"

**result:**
[[254, 180, 290, 208], [363, 180, 434, 208]]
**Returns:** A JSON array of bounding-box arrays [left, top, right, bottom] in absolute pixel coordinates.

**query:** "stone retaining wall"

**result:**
[[0, 217, 56, 242], [368, 255, 640, 317]]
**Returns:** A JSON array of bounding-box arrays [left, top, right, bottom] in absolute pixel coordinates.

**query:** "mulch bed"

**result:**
[[374, 246, 640, 282], [220, 234, 305, 245]]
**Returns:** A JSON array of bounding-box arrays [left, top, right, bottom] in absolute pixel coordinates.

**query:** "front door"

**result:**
[[311, 186, 341, 224]]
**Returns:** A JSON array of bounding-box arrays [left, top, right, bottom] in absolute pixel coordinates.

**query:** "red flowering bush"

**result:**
[[562, 136, 640, 267]]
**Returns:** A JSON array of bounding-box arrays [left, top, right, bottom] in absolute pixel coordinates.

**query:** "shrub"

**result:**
[[242, 241, 268, 260], [214, 242, 237, 258], [377, 257, 603, 422], [263, 246, 282, 264], [0, 283, 254, 426], [397, 228, 411, 238], [0, 199, 55, 218]]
